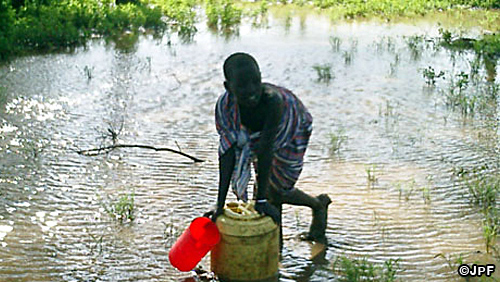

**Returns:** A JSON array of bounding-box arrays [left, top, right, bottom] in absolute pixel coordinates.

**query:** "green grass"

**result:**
[[457, 166, 499, 256], [2, 0, 499, 61], [443, 71, 498, 118], [1, 0, 500, 61], [313, 64, 333, 83], [333, 256, 401, 282], [422, 66, 445, 86], [329, 36, 342, 52], [305, 0, 499, 20], [366, 164, 378, 186], [0, 0, 188, 59], [412, 31, 500, 118], [328, 128, 347, 154], [104, 192, 135, 223]]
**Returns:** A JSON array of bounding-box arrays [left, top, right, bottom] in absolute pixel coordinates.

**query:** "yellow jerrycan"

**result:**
[[211, 202, 279, 282]]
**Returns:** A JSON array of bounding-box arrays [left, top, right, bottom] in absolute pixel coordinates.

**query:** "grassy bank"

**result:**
[[309, 0, 499, 19], [0, 0, 193, 60], [0, 0, 499, 61]]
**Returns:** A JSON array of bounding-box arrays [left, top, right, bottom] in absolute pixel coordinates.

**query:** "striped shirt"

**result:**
[[215, 83, 313, 201]]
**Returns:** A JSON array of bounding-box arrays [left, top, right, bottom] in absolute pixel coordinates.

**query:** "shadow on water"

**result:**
[[0, 5, 500, 282]]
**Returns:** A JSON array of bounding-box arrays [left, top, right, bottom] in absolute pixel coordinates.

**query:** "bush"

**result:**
[[1, 0, 169, 57], [13, 4, 83, 51], [0, 0, 16, 60]]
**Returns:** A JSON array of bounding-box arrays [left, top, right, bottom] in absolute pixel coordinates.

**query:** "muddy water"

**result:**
[[0, 10, 499, 282]]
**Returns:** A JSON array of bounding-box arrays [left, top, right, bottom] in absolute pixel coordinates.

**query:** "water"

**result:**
[[0, 9, 499, 282]]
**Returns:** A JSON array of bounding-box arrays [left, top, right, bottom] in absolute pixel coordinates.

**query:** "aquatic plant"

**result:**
[[89, 232, 105, 256], [483, 207, 499, 255], [312, 64, 333, 83], [439, 31, 500, 84], [406, 35, 424, 61], [444, 71, 479, 117], [365, 164, 378, 186], [434, 253, 465, 272], [388, 54, 399, 77], [83, 65, 94, 80], [421, 186, 431, 204], [343, 50, 353, 65], [397, 180, 416, 202], [458, 165, 499, 255], [329, 36, 342, 52], [104, 192, 135, 222], [467, 175, 499, 212], [422, 66, 445, 86], [333, 256, 401, 282], [328, 128, 347, 154]]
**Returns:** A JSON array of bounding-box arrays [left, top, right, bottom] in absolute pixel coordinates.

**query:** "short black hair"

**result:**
[[223, 52, 260, 81]]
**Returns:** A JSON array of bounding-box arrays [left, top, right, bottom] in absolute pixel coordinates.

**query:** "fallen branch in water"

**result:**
[[75, 144, 204, 163]]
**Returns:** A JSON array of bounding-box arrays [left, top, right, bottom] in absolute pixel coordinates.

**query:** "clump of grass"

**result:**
[[329, 36, 342, 52], [439, 31, 500, 83], [434, 253, 465, 272], [328, 128, 347, 154], [343, 50, 353, 65], [458, 166, 499, 255], [88, 232, 105, 256], [83, 65, 94, 80], [421, 186, 431, 204], [483, 207, 499, 255], [313, 64, 333, 83], [366, 164, 378, 186], [422, 66, 445, 86], [104, 192, 135, 223], [388, 54, 400, 77], [406, 35, 425, 61], [396, 180, 416, 202], [333, 256, 401, 282], [467, 176, 499, 211], [445, 71, 477, 117]]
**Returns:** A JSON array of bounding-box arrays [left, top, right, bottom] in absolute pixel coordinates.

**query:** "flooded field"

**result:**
[[0, 8, 499, 282]]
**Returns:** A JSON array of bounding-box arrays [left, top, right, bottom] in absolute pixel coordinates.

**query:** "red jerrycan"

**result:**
[[169, 217, 221, 272]]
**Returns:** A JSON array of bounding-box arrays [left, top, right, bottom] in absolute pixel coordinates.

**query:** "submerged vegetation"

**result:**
[[422, 66, 445, 86], [414, 29, 500, 118], [313, 0, 499, 19], [454, 165, 500, 257], [313, 64, 333, 83], [1, 0, 500, 61], [328, 128, 347, 154], [103, 192, 136, 222], [333, 256, 401, 282]]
